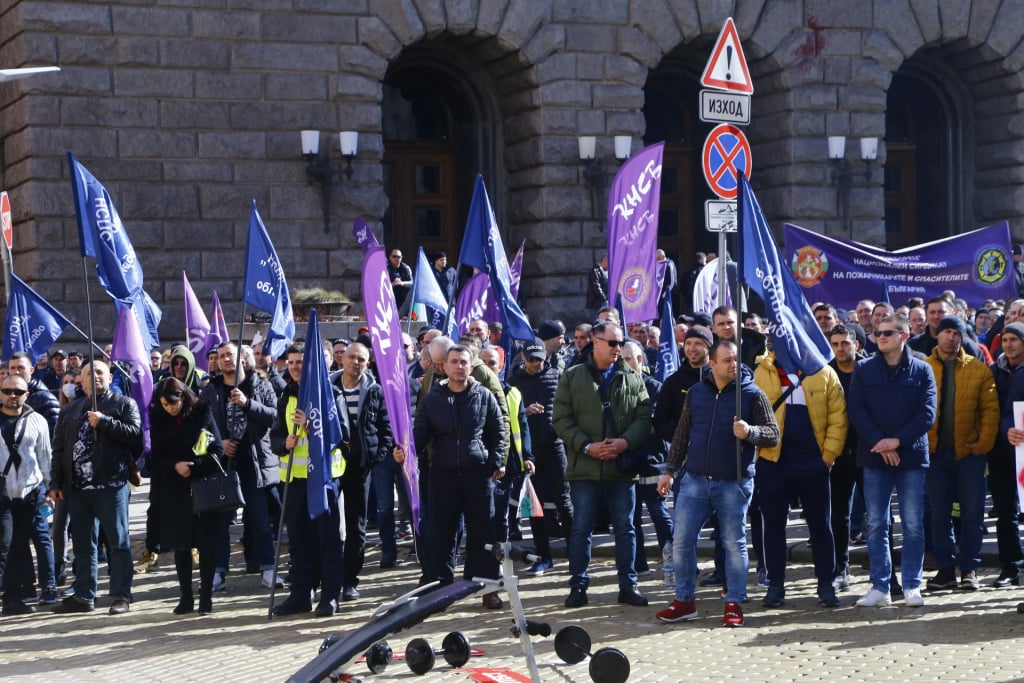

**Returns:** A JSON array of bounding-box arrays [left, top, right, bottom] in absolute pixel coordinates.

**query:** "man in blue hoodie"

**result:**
[[848, 314, 937, 608]]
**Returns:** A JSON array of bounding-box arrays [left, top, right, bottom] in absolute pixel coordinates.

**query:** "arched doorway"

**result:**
[[885, 57, 972, 248], [644, 52, 717, 312], [382, 43, 502, 262]]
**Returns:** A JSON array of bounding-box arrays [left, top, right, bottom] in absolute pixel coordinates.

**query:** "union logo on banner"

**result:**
[[791, 246, 829, 287], [620, 267, 651, 307], [975, 245, 1009, 286]]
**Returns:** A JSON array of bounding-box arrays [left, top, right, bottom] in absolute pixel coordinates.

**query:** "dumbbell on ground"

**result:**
[[405, 632, 473, 675], [554, 625, 630, 683]]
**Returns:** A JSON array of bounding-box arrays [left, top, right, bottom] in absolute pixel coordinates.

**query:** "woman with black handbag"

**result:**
[[148, 377, 225, 615]]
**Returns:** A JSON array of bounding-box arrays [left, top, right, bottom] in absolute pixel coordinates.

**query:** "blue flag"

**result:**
[[67, 152, 144, 299], [3, 275, 72, 364], [654, 294, 679, 382], [297, 308, 345, 519], [739, 174, 833, 376], [459, 175, 533, 342], [68, 152, 161, 349], [411, 246, 449, 314], [242, 201, 294, 360]]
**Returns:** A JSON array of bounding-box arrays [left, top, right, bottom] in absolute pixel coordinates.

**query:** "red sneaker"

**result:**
[[656, 599, 697, 623], [723, 600, 744, 627]]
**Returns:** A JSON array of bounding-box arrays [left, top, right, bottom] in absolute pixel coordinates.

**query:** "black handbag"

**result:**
[[190, 455, 245, 515]]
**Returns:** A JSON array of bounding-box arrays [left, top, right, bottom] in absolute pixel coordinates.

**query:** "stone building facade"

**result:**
[[0, 0, 1022, 338]]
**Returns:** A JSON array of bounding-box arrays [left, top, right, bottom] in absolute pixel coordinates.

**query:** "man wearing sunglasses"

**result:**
[[554, 321, 651, 609], [848, 315, 937, 608], [0, 376, 54, 615]]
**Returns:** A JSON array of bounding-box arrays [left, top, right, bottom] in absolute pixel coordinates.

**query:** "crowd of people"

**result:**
[[1, 245, 1022, 633]]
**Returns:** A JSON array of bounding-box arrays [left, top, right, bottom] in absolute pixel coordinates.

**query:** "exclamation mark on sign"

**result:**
[[725, 45, 733, 81]]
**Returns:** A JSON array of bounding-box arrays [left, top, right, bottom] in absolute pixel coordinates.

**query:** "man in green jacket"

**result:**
[[553, 321, 651, 609]]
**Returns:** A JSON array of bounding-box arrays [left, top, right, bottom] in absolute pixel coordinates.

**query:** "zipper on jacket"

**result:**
[[450, 392, 460, 475], [706, 387, 721, 475]]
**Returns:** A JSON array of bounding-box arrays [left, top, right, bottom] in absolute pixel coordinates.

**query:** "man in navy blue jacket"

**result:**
[[848, 314, 937, 608]]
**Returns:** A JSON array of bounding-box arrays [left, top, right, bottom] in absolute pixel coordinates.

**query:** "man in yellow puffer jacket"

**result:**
[[754, 352, 847, 608], [923, 316, 998, 592]]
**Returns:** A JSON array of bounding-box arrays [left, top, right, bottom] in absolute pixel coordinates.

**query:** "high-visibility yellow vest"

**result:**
[[507, 386, 523, 469], [279, 395, 346, 482]]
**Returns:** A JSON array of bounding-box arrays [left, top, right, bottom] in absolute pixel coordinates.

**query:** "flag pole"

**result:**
[[735, 174, 746, 482], [267, 425, 298, 620], [233, 302, 248, 391], [80, 257, 98, 412]]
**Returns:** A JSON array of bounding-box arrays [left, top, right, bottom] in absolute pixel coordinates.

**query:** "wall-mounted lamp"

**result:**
[[828, 135, 877, 233], [301, 130, 359, 233], [578, 135, 632, 220]]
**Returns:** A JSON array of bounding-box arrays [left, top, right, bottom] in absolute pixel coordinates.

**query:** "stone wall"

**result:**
[[0, 0, 1022, 341]]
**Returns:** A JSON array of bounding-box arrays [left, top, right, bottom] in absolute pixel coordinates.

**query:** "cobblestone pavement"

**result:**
[[2, 484, 1024, 682]]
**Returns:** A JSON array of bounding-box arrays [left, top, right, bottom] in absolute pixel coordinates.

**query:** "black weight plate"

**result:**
[[554, 625, 591, 665], [405, 637, 436, 676], [590, 647, 630, 683], [441, 631, 471, 668]]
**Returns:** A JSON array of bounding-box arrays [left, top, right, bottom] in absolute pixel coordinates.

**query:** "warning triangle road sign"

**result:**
[[700, 17, 753, 95]]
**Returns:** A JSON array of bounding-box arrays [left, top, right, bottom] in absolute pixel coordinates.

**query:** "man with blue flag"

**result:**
[[243, 201, 295, 362], [270, 319, 347, 618]]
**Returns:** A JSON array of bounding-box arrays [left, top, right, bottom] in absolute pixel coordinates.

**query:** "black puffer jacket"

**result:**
[[413, 378, 506, 474], [509, 363, 563, 454], [201, 372, 280, 488], [50, 390, 142, 492], [27, 377, 60, 436]]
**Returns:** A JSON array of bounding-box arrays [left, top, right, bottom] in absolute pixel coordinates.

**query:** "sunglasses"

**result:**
[[171, 359, 188, 367], [875, 329, 900, 338], [1, 388, 27, 396], [594, 337, 623, 348]]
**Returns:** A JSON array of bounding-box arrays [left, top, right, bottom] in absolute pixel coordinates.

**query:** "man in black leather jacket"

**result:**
[[48, 360, 142, 615]]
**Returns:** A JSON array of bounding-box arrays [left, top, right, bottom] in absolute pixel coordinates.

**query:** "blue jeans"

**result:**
[[926, 451, 986, 572], [30, 485, 56, 590], [237, 464, 275, 572], [568, 479, 636, 589], [67, 484, 133, 603], [672, 473, 753, 604], [371, 457, 409, 564], [863, 467, 926, 592]]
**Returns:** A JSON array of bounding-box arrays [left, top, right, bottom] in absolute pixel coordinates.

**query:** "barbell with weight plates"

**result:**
[[554, 625, 630, 683]]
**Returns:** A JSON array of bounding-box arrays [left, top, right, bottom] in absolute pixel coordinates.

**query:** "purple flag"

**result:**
[[607, 142, 664, 324], [206, 290, 230, 349], [510, 238, 526, 300], [361, 244, 420, 533], [782, 221, 1015, 309], [352, 216, 380, 253], [183, 272, 212, 371], [110, 303, 153, 459], [454, 271, 494, 336]]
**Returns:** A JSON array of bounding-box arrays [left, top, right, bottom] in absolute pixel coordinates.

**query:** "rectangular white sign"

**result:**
[[700, 90, 751, 125], [705, 199, 738, 232]]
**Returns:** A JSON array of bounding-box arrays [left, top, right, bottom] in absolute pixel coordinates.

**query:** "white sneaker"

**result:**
[[261, 570, 284, 589], [855, 588, 892, 607], [904, 588, 925, 607], [212, 571, 227, 592]]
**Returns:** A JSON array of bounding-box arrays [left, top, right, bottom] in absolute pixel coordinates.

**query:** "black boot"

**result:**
[[198, 592, 212, 616], [173, 549, 195, 615]]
